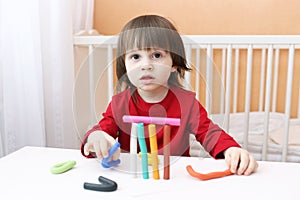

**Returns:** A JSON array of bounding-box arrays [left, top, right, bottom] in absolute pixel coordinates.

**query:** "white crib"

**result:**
[[73, 35, 300, 162]]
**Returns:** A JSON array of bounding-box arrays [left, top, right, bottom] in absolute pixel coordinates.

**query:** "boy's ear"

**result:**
[[171, 65, 178, 72]]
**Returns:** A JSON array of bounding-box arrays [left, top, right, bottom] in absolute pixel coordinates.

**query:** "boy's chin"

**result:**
[[138, 84, 168, 92]]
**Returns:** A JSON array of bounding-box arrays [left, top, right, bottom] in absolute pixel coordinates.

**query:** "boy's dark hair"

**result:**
[[116, 15, 191, 92]]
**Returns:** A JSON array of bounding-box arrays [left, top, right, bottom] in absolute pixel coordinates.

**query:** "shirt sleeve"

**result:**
[[189, 100, 241, 159], [80, 102, 119, 158]]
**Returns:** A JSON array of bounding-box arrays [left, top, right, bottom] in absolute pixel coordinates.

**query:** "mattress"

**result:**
[[190, 112, 300, 162]]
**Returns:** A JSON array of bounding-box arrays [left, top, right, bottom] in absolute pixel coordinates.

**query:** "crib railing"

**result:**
[[73, 35, 300, 162]]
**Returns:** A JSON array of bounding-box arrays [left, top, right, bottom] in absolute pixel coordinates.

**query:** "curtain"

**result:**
[[39, 0, 78, 149], [0, 0, 94, 157], [72, 0, 94, 34], [0, 0, 47, 157]]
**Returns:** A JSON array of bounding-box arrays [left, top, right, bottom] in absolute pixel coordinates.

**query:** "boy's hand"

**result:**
[[224, 147, 258, 176], [83, 131, 120, 161]]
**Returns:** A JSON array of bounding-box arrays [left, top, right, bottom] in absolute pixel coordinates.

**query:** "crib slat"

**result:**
[[220, 48, 226, 114], [88, 44, 96, 125], [262, 45, 273, 161], [107, 44, 114, 101], [195, 48, 201, 100], [233, 49, 239, 113], [206, 45, 213, 114], [243, 45, 253, 149], [282, 45, 295, 162], [185, 44, 192, 90], [259, 48, 266, 112], [272, 48, 280, 112], [224, 45, 232, 132]]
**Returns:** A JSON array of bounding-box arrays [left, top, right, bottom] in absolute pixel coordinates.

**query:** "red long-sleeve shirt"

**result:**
[[81, 86, 240, 158]]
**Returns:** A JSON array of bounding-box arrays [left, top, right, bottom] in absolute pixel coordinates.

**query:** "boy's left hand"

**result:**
[[223, 147, 258, 176]]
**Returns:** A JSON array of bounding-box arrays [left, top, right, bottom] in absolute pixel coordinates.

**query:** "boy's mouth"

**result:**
[[140, 75, 155, 84], [140, 75, 154, 80]]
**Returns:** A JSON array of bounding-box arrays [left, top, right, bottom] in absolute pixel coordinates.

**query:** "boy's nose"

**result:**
[[141, 64, 153, 71]]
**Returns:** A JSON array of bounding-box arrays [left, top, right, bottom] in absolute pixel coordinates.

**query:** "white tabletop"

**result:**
[[0, 146, 299, 200]]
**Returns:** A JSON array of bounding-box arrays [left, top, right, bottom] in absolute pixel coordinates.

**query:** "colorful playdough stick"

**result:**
[[137, 123, 149, 179], [101, 142, 121, 168], [148, 124, 160, 180], [186, 165, 233, 180], [50, 160, 76, 174], [123, 115, 180, 126], [138, 152, 160, 165], [83, 176, 118, 192], [163, 125, 171, 180], [130, 123, 138, 178]]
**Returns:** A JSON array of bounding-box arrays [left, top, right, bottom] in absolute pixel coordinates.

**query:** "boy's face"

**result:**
[[124, 48, 176, 93]]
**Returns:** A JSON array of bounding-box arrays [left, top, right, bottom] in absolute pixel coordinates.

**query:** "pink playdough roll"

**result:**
[[123, 115, 180, 126]]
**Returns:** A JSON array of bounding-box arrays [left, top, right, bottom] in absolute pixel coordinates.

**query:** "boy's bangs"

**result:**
[[124, 27, 171, 52]]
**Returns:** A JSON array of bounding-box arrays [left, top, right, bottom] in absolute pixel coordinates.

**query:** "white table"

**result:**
[[0, 146, 299, 200]]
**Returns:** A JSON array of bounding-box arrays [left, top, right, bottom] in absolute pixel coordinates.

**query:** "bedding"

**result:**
[[190, 112, 300, 162]]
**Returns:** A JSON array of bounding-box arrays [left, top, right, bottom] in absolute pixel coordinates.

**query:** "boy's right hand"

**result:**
[[83, 131, 120, 161]]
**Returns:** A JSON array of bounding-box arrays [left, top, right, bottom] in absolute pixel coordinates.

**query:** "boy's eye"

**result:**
[[131, 54, 140, 60], [153, 53, 161, 58]]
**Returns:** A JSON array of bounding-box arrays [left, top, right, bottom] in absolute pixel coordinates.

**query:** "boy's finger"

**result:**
[[93, 142, 103, 158], [84, 143, 94, 156], [244, 156, 258, 175], [99, 139, 109, 158], [237, 152, 249, 175], [111, 148, 120, 161], [228, 151, 240, 173]]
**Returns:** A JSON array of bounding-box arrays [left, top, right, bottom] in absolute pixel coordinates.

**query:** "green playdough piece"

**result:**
[[50, 160, 76, 174]]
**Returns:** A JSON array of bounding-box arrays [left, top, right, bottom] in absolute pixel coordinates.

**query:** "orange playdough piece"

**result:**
[[186, 165, 233, 180]]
